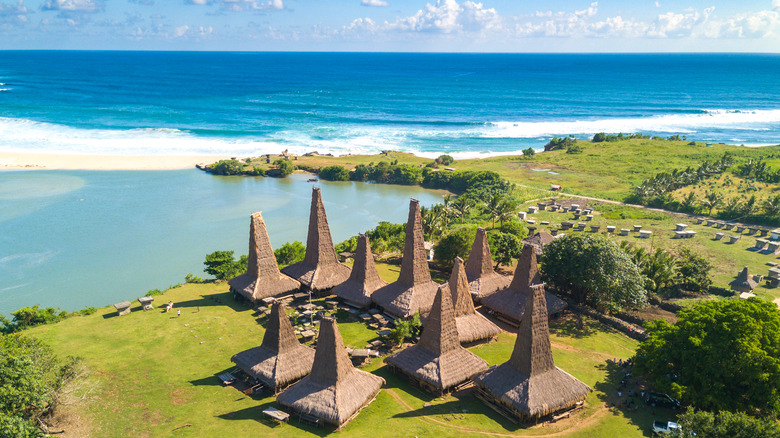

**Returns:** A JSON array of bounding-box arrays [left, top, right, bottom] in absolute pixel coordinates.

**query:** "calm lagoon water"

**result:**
[[0, 170, 444, 316]]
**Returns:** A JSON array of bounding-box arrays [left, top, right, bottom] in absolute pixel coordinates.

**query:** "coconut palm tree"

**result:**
[[762, 195, 780, 218], [699, 190, 723, 217], [451, 196, 474, 223]]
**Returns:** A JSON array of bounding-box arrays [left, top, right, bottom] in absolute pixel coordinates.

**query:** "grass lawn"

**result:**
[[27, 282, 667, 438]]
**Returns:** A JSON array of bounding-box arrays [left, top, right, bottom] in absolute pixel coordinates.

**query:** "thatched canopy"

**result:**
[[332, 234, 388, 308], [465, 228, 512, 300], [231, 301, 314, 392], [229, 212, 301, 301], [277, 317, 385, 427], [729, 266, 758, 292], [474, 283, 590, 420], [481, 245, 567, 326], [442, 257, 501, 344], [521, 231, 556, 256], [386, 286, 489, 393], [282, 187, 351, 291], [372, 199, 439, 318]]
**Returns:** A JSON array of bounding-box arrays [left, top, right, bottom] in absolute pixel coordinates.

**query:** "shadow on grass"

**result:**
[[548, 315, 597, 339], [189, 366, 236, 387], [217, 400, 333, 436], [174, 291, 249, 313]]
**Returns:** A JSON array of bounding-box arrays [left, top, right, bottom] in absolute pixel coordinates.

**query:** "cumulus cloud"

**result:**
[[515, 2, 598, 37], [361, 0, 388, 6], [41, 0, 103, 12], [346, 0, 500, 35], [0, 1, 28, 24], [220, 0, 283, 11]]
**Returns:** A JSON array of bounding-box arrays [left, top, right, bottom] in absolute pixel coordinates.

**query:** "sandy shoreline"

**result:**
[[0, 152, 233, 170]]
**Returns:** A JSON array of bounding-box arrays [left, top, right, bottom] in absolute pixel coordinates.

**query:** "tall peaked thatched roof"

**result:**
[[228, 212, 301, 301], [332, 234, 388, 308], [474, 283, 590, 419], [386, 286, 489, 393], [231, 301, 314, 391], [282, 187, 351, 291], [444, 257, 501, 344], [276, 317, 385, 427], [729, 266, 758, 292], [522, 230, 556, 256], [372, 199, 439, 318], [465, 228, 512, 300], [481, 245, 567, 326]]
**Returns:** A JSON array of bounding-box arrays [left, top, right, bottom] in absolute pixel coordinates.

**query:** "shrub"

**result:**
[[488, 232, 522, 268], [435, 154, 455, 166], [544, 136, 575, 151], [318, 165, 350, 181], [433, 226, 477, 268], [499, 217, 527, 239], [274, 241, 306, 266], [208, 159, 245, 175], [272, 159, 294, 177], [592, 132, 607, 142], [203, 251, 247, 280], [184, 273, 206, 284], [334, 236, 358, 254], [145, 289, 164, 297], [521, 147, 535, 157]]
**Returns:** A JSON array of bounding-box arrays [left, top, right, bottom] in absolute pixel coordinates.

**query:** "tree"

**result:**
[[318, 165, 349, 181], [635, 299, 780, 417], [482, 192, 518, 229], [488, 232, 522, 268], [675, 408, 780, 438], [273, 159, 294, 177], [642, 248, 678, 293], [434, 154, 454, 166], [522, 147, 535, 157], [541, 234, 647, 312], [273, 241, 305, 266], [699, 190, 723, 216], [203, 250, 247, 280], [763, 195, 780, 218], [592, 132, 607, 142], [433, 226, 477, 268], [450, 196, 475, 223], [675, 247, 713, 293]]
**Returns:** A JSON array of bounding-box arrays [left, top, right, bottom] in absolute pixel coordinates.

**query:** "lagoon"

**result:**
[[0, 170, 445, 316]]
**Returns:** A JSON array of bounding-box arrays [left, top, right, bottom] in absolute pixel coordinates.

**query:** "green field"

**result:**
[[27, 282, 669, 438]]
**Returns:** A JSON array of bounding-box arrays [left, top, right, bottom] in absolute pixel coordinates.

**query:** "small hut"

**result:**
[[231, 302, 314, 393], [372, 199, 439, 318], [521, 230, 556, 256], [443, 257, 501, 345], [282, 187, 351, 292], [474, 283, 591, 422], [386, 286, 489, 395], [481, 245, 567, 327], [277, 317, 385, 428], [332, 234, 388, 308], [465, 228, 512, 301], [229, 212, 301, 302], [729, 267, 758, 293]]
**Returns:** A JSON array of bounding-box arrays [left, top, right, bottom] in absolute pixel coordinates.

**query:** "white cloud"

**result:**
[[361, 0, 388, 6], [774, 0, 780, 11], [41, 0, 102, 12], [220, 0, 283, 12], [351, 0, 500, 34], [654, 1, 660, 7], [174, 24, 188, 36], [516, 2, 598, 37], [0, 1, 29, 23]]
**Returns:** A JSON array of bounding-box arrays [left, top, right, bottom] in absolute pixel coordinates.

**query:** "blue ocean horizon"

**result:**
[[0, 51, 778, 158]]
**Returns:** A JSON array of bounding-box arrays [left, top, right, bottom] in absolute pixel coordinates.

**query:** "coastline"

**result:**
[[0, 151, 233, 170]]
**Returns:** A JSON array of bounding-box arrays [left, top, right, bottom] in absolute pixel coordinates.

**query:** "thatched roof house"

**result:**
[[386, 286, 489, 394], [372, 199, 439, 318], [465, 228, 512, 301], [443, 257, 501, 345], [521, 230, 556, 256], [229, 212, 301, 302], [474, 283, 591, 421], [231, 301, 314, 393], [729, 266, 758, 293], [481, 245, 567, 327], [276, 317, 384, 428], [282, 187, 351, 291], [332, 234, 388, 308]]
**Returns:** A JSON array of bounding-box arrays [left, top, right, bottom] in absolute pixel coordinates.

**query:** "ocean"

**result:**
[[0, 52, 778, 159]]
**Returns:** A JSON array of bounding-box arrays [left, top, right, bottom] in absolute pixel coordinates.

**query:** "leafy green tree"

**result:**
[[390, 312, 420, 345], [762, 195, 780, 218], [349, 164, 373, 181], [208, 159, 244, 175], [273, 159, 294, 177], [522, 147, 536, 156], [482, 192, 518, 229], [541, 234, 647, 312], [592, 132, 607, 142], [7, 306, 67, 332], [273, 241, 306, 266], [699, 190, 723, 216], [488, 232, 522, 268], [450, 196, 475, 223], [641, 248, 678, 293], [334, 235, 358, 254], [203, 251, 247, 280], [635, 299, 780, 417], [433, 226, 477, 268], [675, 247, 713, 293], [434, 154, 455, 166], [318, 165, 350, 181], [391, 164, 423, 185], [675, 408, 780, 438]]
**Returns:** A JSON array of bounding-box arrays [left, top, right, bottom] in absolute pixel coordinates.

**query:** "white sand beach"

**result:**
[[0, 152, 232, 170]]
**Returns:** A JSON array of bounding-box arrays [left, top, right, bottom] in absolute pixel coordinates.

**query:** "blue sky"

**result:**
[[0, 0, 778, 51]]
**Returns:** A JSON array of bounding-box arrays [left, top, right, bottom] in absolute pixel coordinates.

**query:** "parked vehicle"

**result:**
[[652, 420, 681, 435], [645, 392, 681, 409]]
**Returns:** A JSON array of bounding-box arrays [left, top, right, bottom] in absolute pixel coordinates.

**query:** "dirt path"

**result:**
[[385, 388, 609, 437]]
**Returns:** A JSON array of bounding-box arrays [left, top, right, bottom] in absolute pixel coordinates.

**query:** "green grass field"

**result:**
[[27, 282, 670, 438]]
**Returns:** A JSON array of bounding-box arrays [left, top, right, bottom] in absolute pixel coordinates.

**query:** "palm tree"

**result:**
[[699, 190, 723, 216], [644, 249, 677, 293], [762, 195, 780, 218], [740, 194, 757, 217], [451, 196, 474, 223], [420, 205, 445, 240], [483, 192, 505, 229], [680, 192, 699, 214]]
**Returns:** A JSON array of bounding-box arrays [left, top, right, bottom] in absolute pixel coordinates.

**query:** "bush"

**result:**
[[272, 159, 294, 177], [145, 289, 164, 297], [391, 165, 423, 185], [208, 159, 245, 175], [7, 306, 67, 332], [334, 235, 358, 254], [488, 232, 522, 268], [675, 247, 713, 292], [499, 217, 527, 239], [390, 312, 420, 345], [274, 241, 306, 266], [544, 136, 575, 151], [203, 251, 247, 280], [318, 165, 350, 181], [521, 147, 535, 157], [433, 226, 477, 268], [566, 144, 583, 154], [592, 132, 607, 142], [184, 273, 206, 284], [435, 154, 455, 166]]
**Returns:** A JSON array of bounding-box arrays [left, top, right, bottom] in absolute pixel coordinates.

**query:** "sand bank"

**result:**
[[0, 152, 232, 170]]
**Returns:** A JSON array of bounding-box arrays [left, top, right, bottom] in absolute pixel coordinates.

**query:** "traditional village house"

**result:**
[[228, 212, 301, 302], [276, 317, 385, 428], [521, 230, 557, 256], [481, 245, 567, 327], [386, 286, 489, 395], [474, 283, 591, 422], [729, 266, 758, 293], [332, 233, 388, 308], [465, 228, 512, 301], [371, 199, 439, 318], [282, 187, 351, 292], [443, 257, 501, 344], [231, 301, 314, 394]]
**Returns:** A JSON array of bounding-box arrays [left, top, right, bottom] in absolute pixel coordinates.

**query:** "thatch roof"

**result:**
[[474, 283, 591, 419], [465, 228, 512, 300], [386, 286, 489, 393], [522, 231, 556, 256], [332, 234, 388, 308], [729, 266, 758, 292], [443, 257, 501, 344], [372, 199, 439, 318], [229, 212, 301, 302], [276, 317, 384, 427], [481, 245, 567, 326], [231, 301, 314, 392], [282, 187, 351, 291]]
